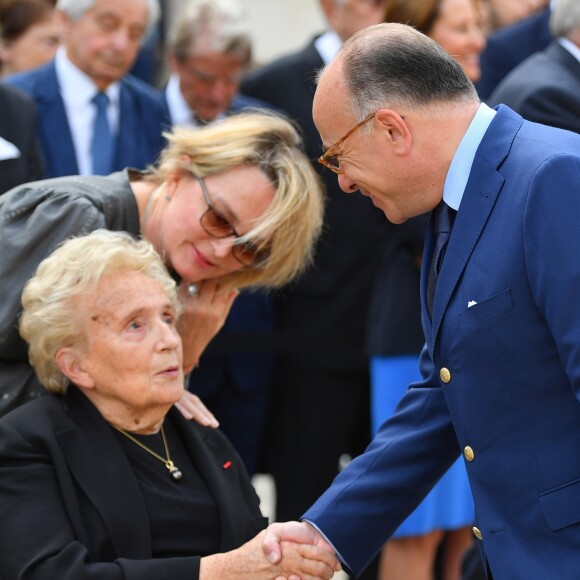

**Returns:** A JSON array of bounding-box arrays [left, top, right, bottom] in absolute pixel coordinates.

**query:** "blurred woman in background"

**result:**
[[0, 0, 63, 78]]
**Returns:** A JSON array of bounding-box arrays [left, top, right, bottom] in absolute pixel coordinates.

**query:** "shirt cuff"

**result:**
[[301, 518, 349, 570]]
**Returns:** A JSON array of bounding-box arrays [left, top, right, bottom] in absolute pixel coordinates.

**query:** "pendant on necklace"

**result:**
[[166, 460, 183, 481]]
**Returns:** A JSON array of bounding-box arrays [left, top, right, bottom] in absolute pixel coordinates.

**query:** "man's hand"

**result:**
[[263, 521, 337, 568], [174, 390, 219, 428], [275, 539, 341, 580]]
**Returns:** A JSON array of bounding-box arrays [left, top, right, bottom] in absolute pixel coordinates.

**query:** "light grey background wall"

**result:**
[[243, 0, 327, 64], [164, 0, 327, 65]]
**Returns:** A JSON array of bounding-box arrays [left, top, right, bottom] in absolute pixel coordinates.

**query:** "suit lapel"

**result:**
[[115, 82, 134, 171], [35, 63, 78, 177], [168, 408, 252, 552], [427, 106, 523, 345], [56, 389, 152, 559]]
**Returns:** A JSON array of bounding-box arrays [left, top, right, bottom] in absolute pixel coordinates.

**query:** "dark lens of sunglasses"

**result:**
[[201, 209, 233, 237], [233, 243, 269, 267]]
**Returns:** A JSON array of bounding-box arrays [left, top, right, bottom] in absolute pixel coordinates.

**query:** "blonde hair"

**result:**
[[148, 111, 325, 290], [19, 230, 179, 394]]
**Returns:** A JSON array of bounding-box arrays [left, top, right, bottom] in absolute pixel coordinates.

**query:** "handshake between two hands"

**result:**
[[262, 520, 342, 580], [200, 520, 341, 579], [200, 520, 342, 580]]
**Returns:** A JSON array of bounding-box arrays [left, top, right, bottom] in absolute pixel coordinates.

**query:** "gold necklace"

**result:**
[[113, 423, 183, 481]]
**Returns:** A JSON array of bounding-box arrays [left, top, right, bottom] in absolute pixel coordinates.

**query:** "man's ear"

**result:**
[[55, 346, 95, 390], [375, 109, 412, 154]]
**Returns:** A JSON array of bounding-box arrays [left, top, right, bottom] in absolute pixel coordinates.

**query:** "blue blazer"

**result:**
[[4, 61, 170, 177], [304, 106, 580, 578]]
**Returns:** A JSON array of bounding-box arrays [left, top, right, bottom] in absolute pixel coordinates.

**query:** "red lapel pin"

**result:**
[[223, 461, 232, 469]]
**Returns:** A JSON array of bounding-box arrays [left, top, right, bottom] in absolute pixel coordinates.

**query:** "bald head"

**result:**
[[320, 23, 479, 120], [313, 23, 481, 224]]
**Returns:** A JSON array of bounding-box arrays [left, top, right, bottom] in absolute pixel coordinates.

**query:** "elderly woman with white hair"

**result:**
[[0, 230, 339, 579]]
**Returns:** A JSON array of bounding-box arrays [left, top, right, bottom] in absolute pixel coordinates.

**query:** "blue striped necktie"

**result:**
[[91, 91, 113, 175]]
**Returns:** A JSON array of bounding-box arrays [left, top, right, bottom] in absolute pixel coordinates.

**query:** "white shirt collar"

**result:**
[[313, 30, 342, 65], [443, 102, 497, 211], [165, 73, 196, 126]]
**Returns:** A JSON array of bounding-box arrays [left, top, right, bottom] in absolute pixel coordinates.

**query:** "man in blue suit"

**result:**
[[3, 0, 168, 177], [261, 22, 580, 579]]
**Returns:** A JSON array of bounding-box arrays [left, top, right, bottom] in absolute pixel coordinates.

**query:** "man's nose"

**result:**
[[337, 172, 359, 193]]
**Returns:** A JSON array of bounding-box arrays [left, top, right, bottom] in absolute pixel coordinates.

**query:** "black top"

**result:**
[[112, 419, 220, 557]]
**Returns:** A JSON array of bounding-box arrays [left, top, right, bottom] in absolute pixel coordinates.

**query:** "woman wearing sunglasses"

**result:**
[[0, 111, 324, 420]]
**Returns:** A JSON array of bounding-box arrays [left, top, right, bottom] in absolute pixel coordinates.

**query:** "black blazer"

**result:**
[[488, 41, 580, 135], [477, 8, 552, 100], [0, 84, 44, 194], [241, 40, 392, 370], [366, 214, 429, 356], [0, 388, 266, 579]]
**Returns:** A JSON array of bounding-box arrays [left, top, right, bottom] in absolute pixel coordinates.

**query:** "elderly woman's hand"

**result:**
[[199, 530, 341, 580], [177, 279, 239, 373]]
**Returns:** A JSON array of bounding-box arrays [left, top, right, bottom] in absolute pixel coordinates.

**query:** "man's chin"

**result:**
[[96, 66, 129, 86], [381, 205, 408, 225], [196, 106, 227, 123]]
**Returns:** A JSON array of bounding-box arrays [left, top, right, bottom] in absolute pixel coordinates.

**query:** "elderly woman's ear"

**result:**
[[55, 347, 95, 390]]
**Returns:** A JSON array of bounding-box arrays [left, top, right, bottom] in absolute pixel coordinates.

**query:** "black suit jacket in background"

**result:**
[[488, 41, 580, 135], [242, 39, 392, 371], [0, 84, 44, 194], [477, 8, 552, 100]]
